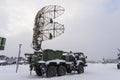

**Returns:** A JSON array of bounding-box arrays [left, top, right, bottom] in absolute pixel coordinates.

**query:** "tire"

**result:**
[[117, 64, 120, 69], [35, 68, 42, 76], [35, 64, 46, 76], [57, 65, 66, 76], [46, 66, 57, 77], [77, 64, 84, 74], [67, 69, 72, 73]]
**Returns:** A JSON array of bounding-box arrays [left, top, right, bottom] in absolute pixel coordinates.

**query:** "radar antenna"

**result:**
[[32, 5, 65, 51]]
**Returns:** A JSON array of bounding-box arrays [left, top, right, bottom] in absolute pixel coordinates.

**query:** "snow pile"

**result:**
[[0, 60, 6, 63]]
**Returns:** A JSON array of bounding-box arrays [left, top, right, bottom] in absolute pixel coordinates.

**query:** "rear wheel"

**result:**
[[57, 65, 66, 76], [77, 64, 84, 74], [117, 64, 120, 69], [46, 66, 57, 77], [67, 69, 72, 73]]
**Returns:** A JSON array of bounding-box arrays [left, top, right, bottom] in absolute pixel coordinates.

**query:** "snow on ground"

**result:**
[[0, 63, 120, 80]]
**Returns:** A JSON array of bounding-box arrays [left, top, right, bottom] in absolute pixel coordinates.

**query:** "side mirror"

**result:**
[[86, 56, 87, 59]]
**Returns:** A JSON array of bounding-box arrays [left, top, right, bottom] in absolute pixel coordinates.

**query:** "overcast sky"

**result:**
[[0, 0, 120, 60]]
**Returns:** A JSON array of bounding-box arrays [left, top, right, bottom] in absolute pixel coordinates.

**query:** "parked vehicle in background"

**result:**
[[117, 49, 120, 69], [117, 54, 120, 69]]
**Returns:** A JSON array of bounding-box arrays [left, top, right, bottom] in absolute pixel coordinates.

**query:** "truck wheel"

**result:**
[[57, 65, 66, 76], [67, 69, 72, 73], [46, 66, 57, 77], [77, 64, 84, 74], [117, 64, 120, 69], [35, 69, 42, 76]]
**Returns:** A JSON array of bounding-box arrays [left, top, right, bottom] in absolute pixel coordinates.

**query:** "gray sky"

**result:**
[[0, 0, 120, 60]]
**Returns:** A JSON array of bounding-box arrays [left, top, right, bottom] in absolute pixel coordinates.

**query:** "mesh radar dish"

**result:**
[[36, 5, 64, 19], [32, 5, 65, 51]]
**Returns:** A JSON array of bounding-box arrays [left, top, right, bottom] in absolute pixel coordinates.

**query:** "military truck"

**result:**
[[25, 49, 87, 77], [23, 5, 87, 77], [117, 53, 120, 69], [117, 49, 120, 69]]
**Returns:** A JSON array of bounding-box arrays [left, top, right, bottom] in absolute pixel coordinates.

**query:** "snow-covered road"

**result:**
[[0, 63, 120, 80]]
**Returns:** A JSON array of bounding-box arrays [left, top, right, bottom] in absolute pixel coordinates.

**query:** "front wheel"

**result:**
[[77, 64, 84, 74], [35, 68, 42, 76]]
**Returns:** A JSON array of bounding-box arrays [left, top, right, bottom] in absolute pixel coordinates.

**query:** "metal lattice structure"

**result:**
[[32, 5, 65, 51]]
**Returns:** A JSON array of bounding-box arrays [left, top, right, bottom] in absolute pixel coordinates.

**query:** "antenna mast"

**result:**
[[32, 5, 65, 51]]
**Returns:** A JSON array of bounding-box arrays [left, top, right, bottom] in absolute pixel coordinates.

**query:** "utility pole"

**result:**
[[16, 44, 22, 73]]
